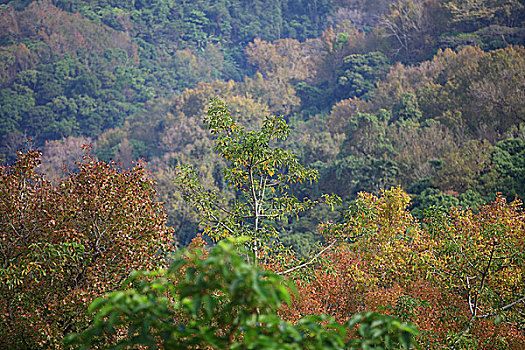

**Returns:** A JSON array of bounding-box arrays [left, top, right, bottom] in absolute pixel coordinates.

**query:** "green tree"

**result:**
[[0, 86, 35, 140], [391, 92, 422, 123], [175, 98, 338, 264], [492, 138, 525, 200], [335, 51, 390, 101]]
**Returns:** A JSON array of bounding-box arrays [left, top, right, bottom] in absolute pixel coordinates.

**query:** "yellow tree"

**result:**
[[323, 187, 432, 292]]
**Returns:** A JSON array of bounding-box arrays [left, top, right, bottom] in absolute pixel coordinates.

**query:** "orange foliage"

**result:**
[[0, 150, 172, 349], [272, 188, 525, 348]]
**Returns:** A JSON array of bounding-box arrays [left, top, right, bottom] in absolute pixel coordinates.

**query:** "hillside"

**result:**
[[1, 0, 524, 247], [2, 1, 525, 348]]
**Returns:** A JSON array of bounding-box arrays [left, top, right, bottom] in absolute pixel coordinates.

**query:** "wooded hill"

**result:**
[[1, 0, 525, 246], [1, 1, 525, 347]]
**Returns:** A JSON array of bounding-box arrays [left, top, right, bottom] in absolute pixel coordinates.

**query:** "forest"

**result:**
[[1, 0, 525, 348]]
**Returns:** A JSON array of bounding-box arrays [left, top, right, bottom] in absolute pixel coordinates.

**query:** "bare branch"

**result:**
[[277, 242, 335, 275], [477, 296, 525, 319]]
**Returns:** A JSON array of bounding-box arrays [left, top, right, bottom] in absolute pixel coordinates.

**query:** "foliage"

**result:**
[[444, 0, 525, 44], [424, 196, 525, 347], [1, 1, 525, 348], [0, 149, 172, 349], [376, 0, 448, 63], [324, 187, 430, 289], [246, 38, 318, 115], [431, 140, 496, 194], [0, 1, 143, 158], [175, 99, 339, 263], [492, 138, 525, 200], [2, 0, 525, 225], [374, 45, 525, 137], [66, 237, 419, 349], [284, 187, 525, 348], [335, 51, 390, 101]]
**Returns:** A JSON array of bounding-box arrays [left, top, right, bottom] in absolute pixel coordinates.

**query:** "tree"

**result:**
[[0, 149, 172, 349], [323, 187, 430, 290], [66, 237, 419, 349], [469, 46, 525, 131], [373, 45, 525, 138], [335, 51, 390, 101], [424, 196, 525, 347], [310, 187, 525, 348], [376, 0, 448, 63], [377, 0, 426, 62], [445, 0, 524, 32], [431, 140, 497, 195], [245, 38, 316, 114], [0, 85, 35, 141], [39, 135, 92, 182], [175, 98, 338, 265], [387, 121, 456, 187], [492, 138, 525, 201]]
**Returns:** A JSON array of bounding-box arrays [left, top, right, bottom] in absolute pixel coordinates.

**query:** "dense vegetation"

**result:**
[[1, 0, 525, 348], [0, 149, 172, 348], [3, 0, 524, 244]]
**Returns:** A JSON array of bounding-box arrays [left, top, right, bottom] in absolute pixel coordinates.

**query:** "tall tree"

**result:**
[[175, 98, 338, 265]]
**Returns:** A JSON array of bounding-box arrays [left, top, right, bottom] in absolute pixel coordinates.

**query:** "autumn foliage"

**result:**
[[276, 188, 525, 348], [0, 149, 171, 349], [2, 142, 524, 349]]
